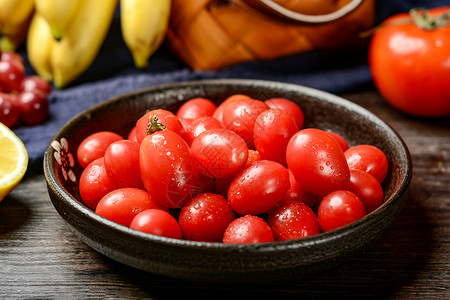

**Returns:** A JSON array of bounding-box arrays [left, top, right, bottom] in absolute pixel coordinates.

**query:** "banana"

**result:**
[[34, 0, 81, 40], [0, 0, 34, 36], [26, 13, 54, 81], [0, 10, 32, 51], [51, 0, 118, 88], [120, 0, 171, 69]]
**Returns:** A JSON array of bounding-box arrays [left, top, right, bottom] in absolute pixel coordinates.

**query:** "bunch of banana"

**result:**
[[4, 0, 172, 88], [34, 0, 81, 40], [26, 13, 53, 81], [27, 0, 118, 88], [0, 0, 35, 51], [120, 0, 171, 69]]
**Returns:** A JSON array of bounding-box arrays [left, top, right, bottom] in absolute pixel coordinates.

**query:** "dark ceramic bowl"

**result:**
[[44, 79, 412, 283]]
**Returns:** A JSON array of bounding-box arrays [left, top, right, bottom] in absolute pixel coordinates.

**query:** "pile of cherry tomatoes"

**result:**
[[0, 51, 51, 128], [77, 94, 388, 243]]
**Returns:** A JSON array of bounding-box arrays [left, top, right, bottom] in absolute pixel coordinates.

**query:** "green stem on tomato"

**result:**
[[146, 116, 166, 135], [410, 8, 450, 30]]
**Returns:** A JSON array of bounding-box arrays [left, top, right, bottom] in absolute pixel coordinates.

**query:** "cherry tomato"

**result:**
[[264, 97, 304, 129], [176, 97, 217, 120], [15, 90, 49, 125], [74, 91, 393, 243], [221, 98, 268, 148], [227, 160, 289, 215], [135, 109, 185, 143], [0, 93, 19, 128], [140, 130, 199, 208], [286, 128, 350, 197], [326, 131, 349, 152], [348, 169, 384, 213], [104, 140, 144, 189], [191, 128, 248, 179], [183, 115, 223, 146], [345, 144, 388, 183], [253, 108, 298, 166], [282, 169, 316, 207], [369, 6, 450, 117], [130, 209, 182, 239], [95, 188, 165, 227], [178, 117, 193, 132], [212, 94, 251, 123], [178, 193, 235, 242], [79, 157, 116, 210], [127, 126, 138, 142], [268, 200, 320, 241], [223, 215, 274, 244], [77, 131, 124, 168], [317, 190, 367, 232]]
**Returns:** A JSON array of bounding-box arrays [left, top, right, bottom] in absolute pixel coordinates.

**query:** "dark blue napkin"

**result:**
[[13, 0, 448, 163]]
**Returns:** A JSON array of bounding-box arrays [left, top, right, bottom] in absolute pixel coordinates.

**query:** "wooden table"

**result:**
[[1, 89, 449, 299]]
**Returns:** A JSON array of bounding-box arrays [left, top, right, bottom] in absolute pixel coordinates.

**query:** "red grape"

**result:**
[[21, 75, 52, 95], [1, 51, 24, 65], [0, 59, 25, 93], [15, 90, 49, 125], [0, 93, 19, 128]]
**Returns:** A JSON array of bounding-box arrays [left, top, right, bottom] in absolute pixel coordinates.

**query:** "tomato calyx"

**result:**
[[146, 116, 166, 135], [410, 8, 450, 30]]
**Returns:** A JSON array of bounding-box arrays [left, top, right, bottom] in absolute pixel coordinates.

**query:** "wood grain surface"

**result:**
[[0, 89, 449, 299]]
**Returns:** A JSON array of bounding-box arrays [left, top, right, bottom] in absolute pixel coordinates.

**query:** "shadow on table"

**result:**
[[0, 195, 31, 236], [105, 191, 434, 299]]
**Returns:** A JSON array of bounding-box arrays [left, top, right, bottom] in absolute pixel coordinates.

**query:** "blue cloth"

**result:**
[[13, 0, 448, 163]]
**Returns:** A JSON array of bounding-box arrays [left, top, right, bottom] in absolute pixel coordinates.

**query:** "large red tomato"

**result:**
[[369, 7, 450, 117]]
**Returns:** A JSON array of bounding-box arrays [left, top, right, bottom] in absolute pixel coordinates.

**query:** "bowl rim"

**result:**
[[43, 78, 412, 252]]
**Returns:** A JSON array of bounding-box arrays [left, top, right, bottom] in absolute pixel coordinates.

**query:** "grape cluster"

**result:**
[[0, 51, 51, 128]]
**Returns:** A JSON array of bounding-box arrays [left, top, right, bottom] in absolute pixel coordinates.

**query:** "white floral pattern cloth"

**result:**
[[51, 138, 76, 182]]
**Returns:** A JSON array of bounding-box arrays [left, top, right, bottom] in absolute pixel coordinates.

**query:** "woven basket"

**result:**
[[166, 0, 375, 70]]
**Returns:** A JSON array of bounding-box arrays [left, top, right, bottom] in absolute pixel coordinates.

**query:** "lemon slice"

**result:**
[[0, 122, 28, 202]]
